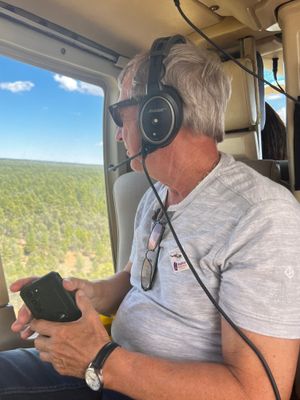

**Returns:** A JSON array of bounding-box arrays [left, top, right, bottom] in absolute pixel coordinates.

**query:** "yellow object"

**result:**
[[99, 314, 114, 336]]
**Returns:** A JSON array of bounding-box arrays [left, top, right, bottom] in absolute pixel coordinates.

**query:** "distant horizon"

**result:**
[[0, 156, 103, 167]]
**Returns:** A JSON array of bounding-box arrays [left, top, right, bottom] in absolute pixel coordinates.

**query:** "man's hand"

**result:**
[[62, 277, 99, 310], [10, 276, 38, 339], [30, 290, 111, 378], [10, 275, 97, 339]]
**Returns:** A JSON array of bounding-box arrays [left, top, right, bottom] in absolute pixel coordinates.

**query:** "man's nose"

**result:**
[[115, 127, 123, 142]]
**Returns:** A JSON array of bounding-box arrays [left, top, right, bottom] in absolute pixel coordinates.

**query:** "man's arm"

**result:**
[[104, 318, 299, 400], [91, 261, 132, 315]]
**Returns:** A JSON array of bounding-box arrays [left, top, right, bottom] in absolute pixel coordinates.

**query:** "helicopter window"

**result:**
[[0, 55, 113, 311]]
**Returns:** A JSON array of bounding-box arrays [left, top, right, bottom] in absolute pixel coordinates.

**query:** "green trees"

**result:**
[[0, 159, 114, 310]]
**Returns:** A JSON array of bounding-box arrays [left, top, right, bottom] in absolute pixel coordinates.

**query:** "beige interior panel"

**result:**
[[186, 15, 272, 52], [254, 0, 288, 30], [218, 131, 259, 159], [2, 0, 220, 56], [198, 0, 263, 30], [224, 59, 257, 131], [198, 0, 286, 30], [1, 0, 282, 57], [257, 36, 282, 57]]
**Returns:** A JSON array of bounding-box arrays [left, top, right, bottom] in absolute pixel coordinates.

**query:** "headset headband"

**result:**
[[147, 35, 186, 93]]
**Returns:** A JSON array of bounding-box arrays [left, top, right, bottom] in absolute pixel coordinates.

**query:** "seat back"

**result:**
[[113, 171, 150, 272], [239, 158, 281, 182], [218, 58, 259, 159]]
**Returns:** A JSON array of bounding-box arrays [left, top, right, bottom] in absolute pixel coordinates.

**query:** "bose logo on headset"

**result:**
[[139, 35, 186, 155], [148, 108, 166, 113]]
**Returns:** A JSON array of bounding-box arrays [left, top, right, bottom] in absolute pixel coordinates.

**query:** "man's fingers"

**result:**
[[11, 305, 32, 333], [10, 276, 38, 292], [63, 277, 86, 292], [30, 319, 60, 337], [11, 320, 23, 333], [20, 325, 35, 340], [17, 304, 32, 323], [34, 334, 50, 352], [76, 290, 95, 317], [39, 351, 51, 364], [63, 277, 94, 299]]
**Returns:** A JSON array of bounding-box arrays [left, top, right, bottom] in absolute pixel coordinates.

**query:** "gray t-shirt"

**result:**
[[112, 153, 300, 363]]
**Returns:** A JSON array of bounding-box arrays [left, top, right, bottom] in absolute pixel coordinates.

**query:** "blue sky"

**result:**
[[0, 55, 104, 165]]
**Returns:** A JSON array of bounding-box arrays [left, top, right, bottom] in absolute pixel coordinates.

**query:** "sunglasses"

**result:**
[[109, 97, 142, 127], [141, 217, 165, 291]]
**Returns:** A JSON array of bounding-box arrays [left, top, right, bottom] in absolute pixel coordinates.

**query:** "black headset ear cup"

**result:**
[[139, 85, 183, 152]]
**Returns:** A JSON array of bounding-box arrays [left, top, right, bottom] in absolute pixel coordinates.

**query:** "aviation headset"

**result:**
[[139, 34, 186, 155]]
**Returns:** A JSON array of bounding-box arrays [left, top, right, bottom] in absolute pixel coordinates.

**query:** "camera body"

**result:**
[[20, 271, 81, 322]]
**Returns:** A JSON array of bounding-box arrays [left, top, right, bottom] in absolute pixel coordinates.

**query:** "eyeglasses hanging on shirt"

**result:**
[[141, 208, 167, 291]]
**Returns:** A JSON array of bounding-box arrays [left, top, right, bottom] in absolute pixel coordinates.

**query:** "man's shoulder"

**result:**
[[215, 154, 295, 208]]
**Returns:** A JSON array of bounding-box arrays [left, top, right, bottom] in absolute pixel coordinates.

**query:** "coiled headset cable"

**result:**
[[141, 154, 281, 400]]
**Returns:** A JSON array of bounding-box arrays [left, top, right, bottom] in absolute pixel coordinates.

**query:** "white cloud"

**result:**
[[53, 74, 103, 96], [0, 81, 34, 93], [95, 141, 103, 147]]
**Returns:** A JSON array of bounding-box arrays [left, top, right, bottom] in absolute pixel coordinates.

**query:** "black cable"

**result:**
[[141, 154, 281, 400], [272, 57, 285, 93], [173, 0, 299, 105], [275, 79, 285, 94], [107, 151, 142, 172]]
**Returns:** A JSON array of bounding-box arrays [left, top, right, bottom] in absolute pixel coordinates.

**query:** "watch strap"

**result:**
[[91, 341, 120, 371]]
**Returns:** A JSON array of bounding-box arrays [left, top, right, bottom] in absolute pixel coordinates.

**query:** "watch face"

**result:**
[[85, 367, 102, 391]]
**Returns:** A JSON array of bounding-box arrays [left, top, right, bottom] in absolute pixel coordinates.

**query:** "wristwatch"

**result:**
[[85, 341, 120, 391]]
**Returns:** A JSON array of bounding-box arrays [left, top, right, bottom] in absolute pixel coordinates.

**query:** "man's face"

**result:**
[[113, 73, 142, 171]]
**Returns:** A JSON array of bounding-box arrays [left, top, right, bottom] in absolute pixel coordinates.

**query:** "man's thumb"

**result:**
[[63, 277, 83, 292], [75, 290, 93, 316]]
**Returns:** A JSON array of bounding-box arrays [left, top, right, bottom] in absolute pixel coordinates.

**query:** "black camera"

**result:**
[[20, 271, 81, 322]]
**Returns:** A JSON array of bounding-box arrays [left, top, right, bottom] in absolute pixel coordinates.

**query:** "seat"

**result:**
[[113, 171, 150, 272], [218, 58, 260, 159], [220, 57, 290, 188], [238, 158, 281, 181]]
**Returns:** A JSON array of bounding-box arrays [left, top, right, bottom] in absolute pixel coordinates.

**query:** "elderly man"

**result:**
[[0, 36, 300, 400]]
